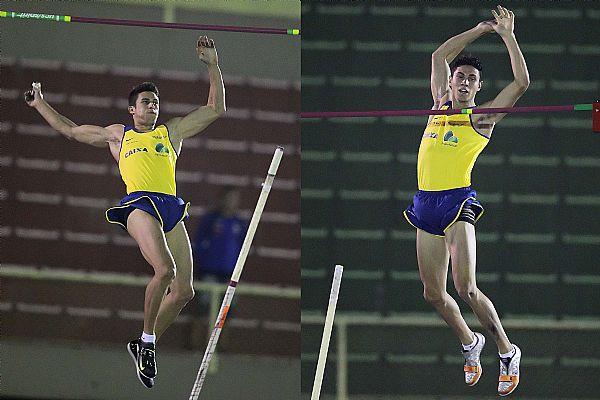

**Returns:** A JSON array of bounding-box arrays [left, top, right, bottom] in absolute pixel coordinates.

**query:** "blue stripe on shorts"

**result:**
[[106, 191, 190, 233], [403, 187, 484, 237]]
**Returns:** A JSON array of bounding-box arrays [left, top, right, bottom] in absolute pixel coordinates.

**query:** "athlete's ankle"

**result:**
[[141, 331, 156, 345], [499, 344, 515, 359], [462, 333, 478, 351]]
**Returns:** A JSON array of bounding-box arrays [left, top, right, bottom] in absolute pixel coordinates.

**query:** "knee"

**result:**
[[423, 287, 446, 306], [174, 287, 195, 306], [456, 284, 479, 302], [156, 265, 176, 283]]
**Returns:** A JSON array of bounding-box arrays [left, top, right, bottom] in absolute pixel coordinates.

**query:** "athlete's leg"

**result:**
[[127, 209, 176, 336], [417, 228, 474, 345], [445, 221, 512, 353], [155, 221, 195, 340]]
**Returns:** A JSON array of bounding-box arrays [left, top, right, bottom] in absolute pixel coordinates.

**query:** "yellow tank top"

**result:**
[[119, 125, 178, 195], [417, 103, 489, 191]]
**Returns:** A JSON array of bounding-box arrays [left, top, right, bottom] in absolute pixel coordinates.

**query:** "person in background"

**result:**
[[188, 187, 246, 349], [194, 187, 247, 283]]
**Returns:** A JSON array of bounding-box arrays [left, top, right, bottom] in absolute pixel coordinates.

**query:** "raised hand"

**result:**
[[24, 82, 43, 107], [491, 5, 515, 37], [197, 36, 218, 65]]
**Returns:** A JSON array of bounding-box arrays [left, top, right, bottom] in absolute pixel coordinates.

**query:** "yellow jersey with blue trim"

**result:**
[[118, 124, 178, 196], [417, 102, 489, 191]]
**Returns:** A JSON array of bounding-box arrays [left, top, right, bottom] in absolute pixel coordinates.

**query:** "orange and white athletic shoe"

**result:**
[[462, 332, 485, 386], [498, 344, 521, 396]]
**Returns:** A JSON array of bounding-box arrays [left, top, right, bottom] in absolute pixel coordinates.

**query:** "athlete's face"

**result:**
[[449, 65, 482, 102], [129, 91, 159, 124]]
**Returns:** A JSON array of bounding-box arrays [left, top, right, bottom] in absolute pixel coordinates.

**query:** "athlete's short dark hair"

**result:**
[[128, 82, 159, 106], [451, 55, 483, 79]]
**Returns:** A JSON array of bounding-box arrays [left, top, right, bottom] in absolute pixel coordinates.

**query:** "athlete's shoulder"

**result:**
[[105, 123, 125, 130], [105, 124, 125, 141], [470, 101, 497, 134], [432, 100, 452, 110], [163, 119, 181, 134]]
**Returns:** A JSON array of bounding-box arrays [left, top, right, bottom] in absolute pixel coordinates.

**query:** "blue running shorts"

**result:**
[[106, 191, 190, 233], [403, 187, 484, 237]]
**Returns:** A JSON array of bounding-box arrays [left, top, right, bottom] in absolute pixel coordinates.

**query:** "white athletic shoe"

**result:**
[[498, 344, 521, 396], [462, 332, 485, 386]]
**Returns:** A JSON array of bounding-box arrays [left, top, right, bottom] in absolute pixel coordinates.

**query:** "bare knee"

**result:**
[[456, 284, 479, 303], [423, 287, 447, 306], [174, 287, 195, 307], [155, 265, 176, 283]]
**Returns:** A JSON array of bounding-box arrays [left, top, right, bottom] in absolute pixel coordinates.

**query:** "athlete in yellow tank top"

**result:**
[[119, 124, 178, 196], [402, 6, 530, 397], [26, 36, 226, 388], [417, 102, 489, 191]]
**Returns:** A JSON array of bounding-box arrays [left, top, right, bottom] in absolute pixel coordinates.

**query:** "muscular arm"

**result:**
[[479, 7, 530, 124], [431, 23, 493, 106], [167, 36, 226, 144], [206, 63, 226, 117], [27, 84, 121, 147]]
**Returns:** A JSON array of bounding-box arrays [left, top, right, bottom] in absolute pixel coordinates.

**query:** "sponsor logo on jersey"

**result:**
[[443, 130, 459, 146], [155, 143, 170, 154], [124, 147, 148, 158], [423, 132, 437, 139], [447, 120, 471, 126]]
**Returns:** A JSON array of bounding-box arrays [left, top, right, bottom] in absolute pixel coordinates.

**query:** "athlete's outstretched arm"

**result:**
[[431, 21, 494, 107], [25, 83, 122, 147], [479, 6, 530, 123], [167, 36, 226, 142]]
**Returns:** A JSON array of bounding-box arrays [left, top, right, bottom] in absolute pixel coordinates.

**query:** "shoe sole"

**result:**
[[127, 342, 154, 389]]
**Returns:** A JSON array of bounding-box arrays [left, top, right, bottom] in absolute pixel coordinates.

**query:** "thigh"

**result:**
[[165, 221, 194, 289], [127, 208, 175, 269], [416, 228, 450, 290], [445, 221, 477, 288]]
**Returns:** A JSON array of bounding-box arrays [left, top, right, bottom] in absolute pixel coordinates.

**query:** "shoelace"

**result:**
[[140, 348, 156, 368], [500, 356, 515, 375]]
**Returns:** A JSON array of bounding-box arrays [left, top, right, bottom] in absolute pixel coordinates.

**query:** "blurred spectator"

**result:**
[[193, 187, 247, 282], [189, 187, 247, 349]]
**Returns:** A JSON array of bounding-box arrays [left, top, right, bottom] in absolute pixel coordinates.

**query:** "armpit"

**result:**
[[471, 115, 495, 129], [475, 120, 495, 130], [106, 135, 122, 143], [106, 124, 125, 143]]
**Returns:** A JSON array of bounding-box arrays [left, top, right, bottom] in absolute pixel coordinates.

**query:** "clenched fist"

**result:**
[[197, 36, 218, 65], [24, 82, 43, 107]]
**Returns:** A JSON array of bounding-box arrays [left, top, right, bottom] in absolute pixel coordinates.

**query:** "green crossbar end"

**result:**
[[0, 10, 71, 22], [287, 28, 300, 35], [574, 103, 593, 111]]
